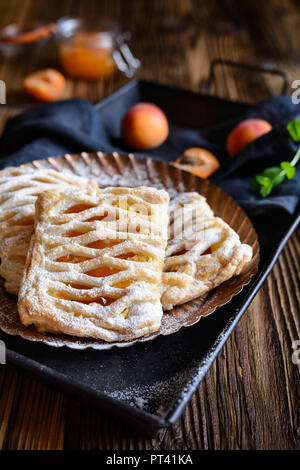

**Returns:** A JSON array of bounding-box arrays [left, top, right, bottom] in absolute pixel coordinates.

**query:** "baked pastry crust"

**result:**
[[0, 167, 93, 294], [162, 192, 253, 310], [18, 186, 169, 341]]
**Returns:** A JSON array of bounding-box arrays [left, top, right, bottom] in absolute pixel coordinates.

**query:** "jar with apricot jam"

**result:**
[[56, 17, 140, 80]]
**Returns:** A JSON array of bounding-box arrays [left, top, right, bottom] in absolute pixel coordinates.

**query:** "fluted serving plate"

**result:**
[[0, 151, 260, 350]]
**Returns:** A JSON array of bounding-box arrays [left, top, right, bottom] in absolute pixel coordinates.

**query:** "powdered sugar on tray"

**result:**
[[103, 365, 200, 417]]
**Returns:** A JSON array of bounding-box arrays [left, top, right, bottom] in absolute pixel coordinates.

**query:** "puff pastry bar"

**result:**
[[162, 192, 253, 310], [18, 186, 169, 342], [0, 166, 93, 294]]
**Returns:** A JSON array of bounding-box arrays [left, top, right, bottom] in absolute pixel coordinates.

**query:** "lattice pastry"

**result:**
[[18, 186, 169, 341], [162, 192, 253, 310], [0, 167, 94, 294]]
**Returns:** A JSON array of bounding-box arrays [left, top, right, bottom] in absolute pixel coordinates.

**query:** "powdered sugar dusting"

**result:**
[[0, 152, 259, 351]]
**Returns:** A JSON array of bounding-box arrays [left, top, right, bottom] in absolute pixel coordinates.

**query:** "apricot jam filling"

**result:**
[[14, 255, 27, 263], [85, 213, 118, 222], [65, 231, 86, 237], [85, 239, 120, 249], [113, 280, 131, 289], [174, 247, 188, 256], [16, 218, 34, 226], [210, 239, 225, 252], [115, 252, 136, 260], [68, 283, 92, 290], [115, 253, 150, 262], [84, 266, 121, 277], [50, 289, 115, 306], [164, 264, 181, 273], [65, 204, 96, 214], [59, 38, 116, 80]]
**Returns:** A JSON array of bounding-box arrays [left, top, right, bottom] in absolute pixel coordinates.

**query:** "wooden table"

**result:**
[[0, 0, 299, 450]]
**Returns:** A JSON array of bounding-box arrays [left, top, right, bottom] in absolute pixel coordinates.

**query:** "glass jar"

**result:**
[[56, 17, 140, 80]]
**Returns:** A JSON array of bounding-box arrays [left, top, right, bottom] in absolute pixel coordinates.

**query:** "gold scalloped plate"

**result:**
[[0, 152, 260, 350]]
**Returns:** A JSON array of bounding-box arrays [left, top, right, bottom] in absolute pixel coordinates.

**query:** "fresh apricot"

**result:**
[[23, 69, 66, 102], [171, 148, 220, 179], [226, 118, 272, 157], [121, 103, 169, 150]]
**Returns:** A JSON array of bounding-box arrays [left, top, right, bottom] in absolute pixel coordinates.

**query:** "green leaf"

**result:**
[[260, 180, 273, 197], [255, 175, 271, 186], [261, 166, 281, 179], [252, 175, 273, 198], [280, 161, 296, 179], [251, 175, 261, 189], [273, 173, 285, 186], [287, 118, 300, 142], [250, 136, 299, 198]]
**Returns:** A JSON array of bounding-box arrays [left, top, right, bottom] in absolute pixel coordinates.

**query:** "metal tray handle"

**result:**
[[205, 59, 289, 96]]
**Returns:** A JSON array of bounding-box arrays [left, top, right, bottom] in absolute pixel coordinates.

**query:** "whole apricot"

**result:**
[[171, 148, 220, 179], [226, 118, 272, 157], [23, 69, 66, 102], [121, 103, 169, 150]]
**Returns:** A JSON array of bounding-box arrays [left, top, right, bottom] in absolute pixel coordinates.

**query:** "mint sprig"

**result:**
[[286, 118, 300, 142], [251, 118, 300, 198]]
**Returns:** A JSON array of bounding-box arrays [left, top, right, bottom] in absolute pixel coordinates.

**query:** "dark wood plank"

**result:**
[[0, 0, 299, 450]]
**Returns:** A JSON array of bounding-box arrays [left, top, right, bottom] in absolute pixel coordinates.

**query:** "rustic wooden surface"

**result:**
[[0, 0, 299, 450]]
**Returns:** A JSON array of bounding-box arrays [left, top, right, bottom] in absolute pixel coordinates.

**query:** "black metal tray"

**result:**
[[1, 79, 299, 437]]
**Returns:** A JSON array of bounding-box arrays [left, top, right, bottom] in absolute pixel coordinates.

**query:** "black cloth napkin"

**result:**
[[0, 96, 299, 252]]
